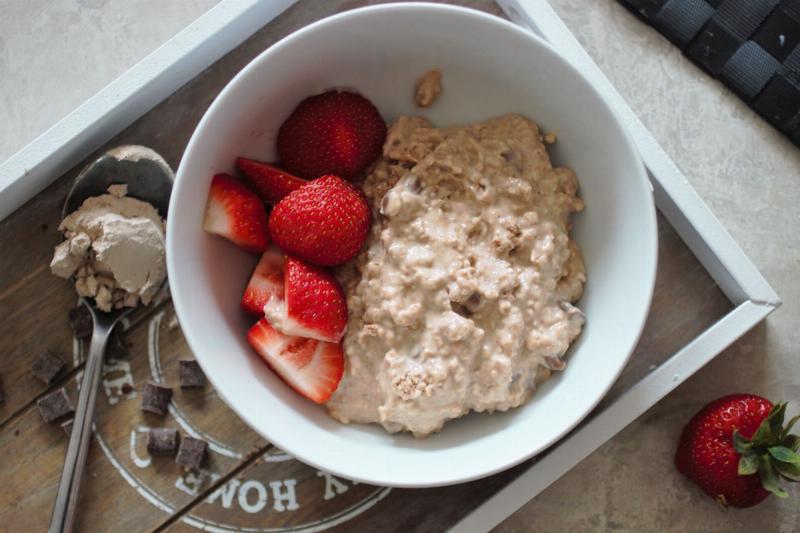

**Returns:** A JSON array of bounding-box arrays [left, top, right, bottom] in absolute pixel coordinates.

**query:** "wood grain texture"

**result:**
[[0, 0, 733, 531]]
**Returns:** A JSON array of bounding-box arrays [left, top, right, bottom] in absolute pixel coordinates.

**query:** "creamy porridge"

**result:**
[[327, 114, 586, 437]]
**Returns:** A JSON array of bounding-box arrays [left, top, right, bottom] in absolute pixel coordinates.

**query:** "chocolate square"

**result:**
[[31, 351, 66, 385], [141, 382, 172, 416], [720, 42, 781, 99], [37, 388, 74, 423], [147, 428, 179, 456], [179, 360, 206, 388], [686, 20, 744, 75], [68, 305, 93, 340], [754, 74, 800, 128], [176, 436, 208, 470], [753, 7, 800, 61], [654, 0, 715, 47]]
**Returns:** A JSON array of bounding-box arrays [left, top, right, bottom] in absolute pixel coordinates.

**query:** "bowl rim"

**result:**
[[167, 1, 658, 487]]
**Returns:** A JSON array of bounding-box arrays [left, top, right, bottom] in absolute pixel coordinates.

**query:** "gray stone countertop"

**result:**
[[1, 1, 798, 531]]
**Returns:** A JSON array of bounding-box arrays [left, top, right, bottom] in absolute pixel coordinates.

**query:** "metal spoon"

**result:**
[[49, 145, 173, 533]]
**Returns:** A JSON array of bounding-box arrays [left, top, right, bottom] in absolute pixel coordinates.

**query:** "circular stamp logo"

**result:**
[[79, 306, 390, 531]]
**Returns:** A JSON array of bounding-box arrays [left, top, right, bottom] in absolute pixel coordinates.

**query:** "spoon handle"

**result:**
[[49, 320, 113, 533]]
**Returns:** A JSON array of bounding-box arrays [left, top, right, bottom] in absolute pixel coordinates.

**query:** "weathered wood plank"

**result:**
[[0, 302, 268, 532], [0, 269, 81, 426], [0, 174, 74, 296], [0, 274, 169, 427]]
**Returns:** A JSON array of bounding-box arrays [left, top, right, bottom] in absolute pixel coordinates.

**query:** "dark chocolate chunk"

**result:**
[[176, 436, 208, 470], [68, 305, 93, 340], [121, 383, 133, 394], [654, 0, 715, 47], [0, 375, 5, 403], [147, 427, 179, 456], [61, 418, 74, 436], [31, 351, 66, 385], [179, 360, 206, 388], [719, 41, 780, 99], [141, 382, 172, 416], [37, 388, 74, 423], [754, 74, 800, 128], [107, 329, 129, 359]]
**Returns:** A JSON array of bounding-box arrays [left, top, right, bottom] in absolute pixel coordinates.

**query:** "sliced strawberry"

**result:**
[[247, 318, 343, 404], [241, 246, 285, 316], [263, 256, 347, 343], [203, 173, 269, 253], [236, 157, 307, 204], [277, 90, 387, 180], [269, 175, 370, 266]]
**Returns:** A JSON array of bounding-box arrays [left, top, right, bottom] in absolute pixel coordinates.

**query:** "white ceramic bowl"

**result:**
[[168, 3, 657, 487]]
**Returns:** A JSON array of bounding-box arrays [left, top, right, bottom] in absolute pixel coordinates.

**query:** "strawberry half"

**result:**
[[269, 175, 370, 266], [236, 157, 307, 204], [241, 246, 285, 316], [203, 173, 269, 253], [263, 256, 347, 343], [247, 318, 343, 404], [276, 90, 387, 180]]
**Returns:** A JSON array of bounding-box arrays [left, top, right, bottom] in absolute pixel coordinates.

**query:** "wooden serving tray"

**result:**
[[0, 1, 778, 531]]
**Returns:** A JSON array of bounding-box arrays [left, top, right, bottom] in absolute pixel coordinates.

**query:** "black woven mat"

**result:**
[[618, 0, 800, 147]]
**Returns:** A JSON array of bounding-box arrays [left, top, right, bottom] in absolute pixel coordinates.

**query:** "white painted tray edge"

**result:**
[[450, 1, 781, 531], [0, 0, 298, 223]]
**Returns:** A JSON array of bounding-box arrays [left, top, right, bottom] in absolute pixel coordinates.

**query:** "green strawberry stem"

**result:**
[[734, 402, 800, 497]]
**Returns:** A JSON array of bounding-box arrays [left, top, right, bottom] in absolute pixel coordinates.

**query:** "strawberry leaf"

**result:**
[[759, 456, 789, 498], [751, 418, 774, 447], [738, 454, 759, 476], [733, 430, 753, 455], [783, 435, 800, 452], [773, 459, 800, 481], [769, 402, 787, 437], [769, 446, 800, 464], [781, 414, 800, 441]]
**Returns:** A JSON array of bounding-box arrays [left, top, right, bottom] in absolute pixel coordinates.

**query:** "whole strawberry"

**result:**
[[277, 90, 386, 180], [269, 175, 370, 266], [675, 394, 799, 507]]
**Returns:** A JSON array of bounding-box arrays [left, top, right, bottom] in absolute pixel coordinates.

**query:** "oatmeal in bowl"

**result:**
[[330, 114, 586, 436]]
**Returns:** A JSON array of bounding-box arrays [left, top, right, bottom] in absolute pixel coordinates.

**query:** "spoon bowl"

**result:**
[[62, 145, 173, 219]]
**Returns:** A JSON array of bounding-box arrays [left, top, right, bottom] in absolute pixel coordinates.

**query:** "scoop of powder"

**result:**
[[50, 184, 166, 312]]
